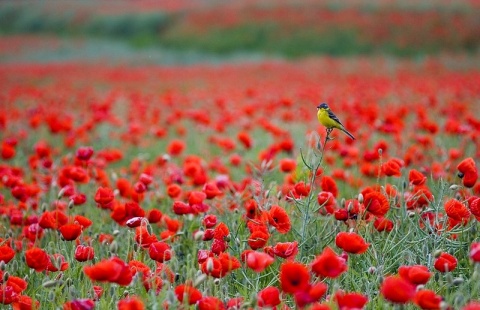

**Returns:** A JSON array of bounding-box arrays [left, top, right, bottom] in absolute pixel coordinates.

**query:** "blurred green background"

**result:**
[[1, 0, 479, 62]]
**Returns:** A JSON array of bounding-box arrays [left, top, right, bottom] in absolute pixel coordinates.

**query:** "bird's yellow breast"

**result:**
[[317, 108, 341, 129]]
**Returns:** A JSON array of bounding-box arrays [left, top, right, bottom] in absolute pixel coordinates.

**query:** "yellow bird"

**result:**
[[317, 103, 355, 140]]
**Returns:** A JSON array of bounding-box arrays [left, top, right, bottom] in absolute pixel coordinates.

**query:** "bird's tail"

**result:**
[[340, 127, 355, 140]]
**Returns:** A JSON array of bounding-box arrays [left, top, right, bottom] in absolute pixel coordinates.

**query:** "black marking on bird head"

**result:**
[[317, 103, 329, 110]]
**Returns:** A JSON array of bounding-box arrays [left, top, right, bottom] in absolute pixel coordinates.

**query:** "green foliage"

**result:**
[[85, 13, 173, 39], [1, 3, 480, 57]]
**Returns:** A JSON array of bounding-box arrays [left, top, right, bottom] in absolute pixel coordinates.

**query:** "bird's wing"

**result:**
[[327, 109, 344, 126]]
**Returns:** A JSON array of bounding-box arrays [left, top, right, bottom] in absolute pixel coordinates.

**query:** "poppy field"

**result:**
[[1, 0, 480, 307], [0, 54, 479, 310]]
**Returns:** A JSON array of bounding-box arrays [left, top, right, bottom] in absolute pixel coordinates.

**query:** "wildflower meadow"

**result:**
[[1, 1, 480, 310]]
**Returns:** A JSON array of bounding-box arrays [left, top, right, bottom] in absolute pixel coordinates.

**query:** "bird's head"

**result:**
[[317, 103, 329, 110]]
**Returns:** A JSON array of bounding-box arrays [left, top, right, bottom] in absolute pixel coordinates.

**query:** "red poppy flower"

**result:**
[[218, 252, 241, 275], [74, 215, 92, 229], [75, 245, 95, 262], [257, 286, 281, 308], [70, 193, 87, 205], [335, 290, 368, 309], [92, 286, 103, 300], [213, 222, 229, 240], [118, 296, 145, 310], [398, 265, 431, 285], [463, 301, 480, 310], [166, 184, 181, 199], [414, 290, 443, 310], [363, 191, 389, 217], [116, 178, 132, 198], [311, 246, 348, 278], [200, 256, 224, 278], [175, 284, 202, 305], [149, 242, 172, 263], [134, 226, 158, 248], [59, 223, 82, 241], [237, 131, 252, 149], [202, 214, 217, 228], [146, 209, 162, 224], [94, 187, 114, 209], [247, 230, 269, 250], [434, 252, 457, 272], [172, 201, 193, 215], [128, 260, 151, 278], [25, 247, 49, 272], [84, 256, 133, 286], [6, 276, 27, 293], [374, 217, 394, 232], [470, 242, 480, 262], [76, 146, 94, 161], [334, 209, 349, 221], [317, 191, 337, 215], [273, 241, 299, 259], [167, 140, 186, 156], [0, 245, 15, 264], [335, 232, 369, 254], [1, 142, 15, 160], [457, 157, 478, 188], [382, 158, 403, 177], [294, 283, 328, 308], [23, 223, 44, 242], [226, 297, 243, 310], [46, 253, 69, 272], [39, 210, 68, 230], [294, 181, 311, 197], [211, 239, 227, 255], [245, 251, 275, 272], [0, 285, 17, 305], [321, 176, 338, 198], [12, 294, 40, 310], [189, 191, 207, 205], [279, 261, 310, 294], [64, 166, 89, 183], [444, 198, 471, 223], [198, 296, 225, 310], [268, 205, 291, 234], [111, 202, 146, 225], [467, 197, 480, 218], [203, 182, 222, 199], [133, 181, 147, 194], [64, 299, 95, 310], [409, 169, 427, 185], [380, 276, 416, 304], [279, 158, 296, 173], [244, 199, 261, 219], [406, 185, 434, 210]]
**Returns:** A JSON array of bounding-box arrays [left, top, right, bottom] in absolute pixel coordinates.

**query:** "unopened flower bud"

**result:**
[[358, 193, 364, 204], [449, 184, 460, 191], [43, 280, 63, 288], [206, 258, 214, 273], [109, 241, 118, 254], [193, 230, 204, 241]]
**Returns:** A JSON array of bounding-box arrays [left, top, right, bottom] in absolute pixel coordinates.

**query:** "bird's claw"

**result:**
[[325, 128, 334, 140]]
